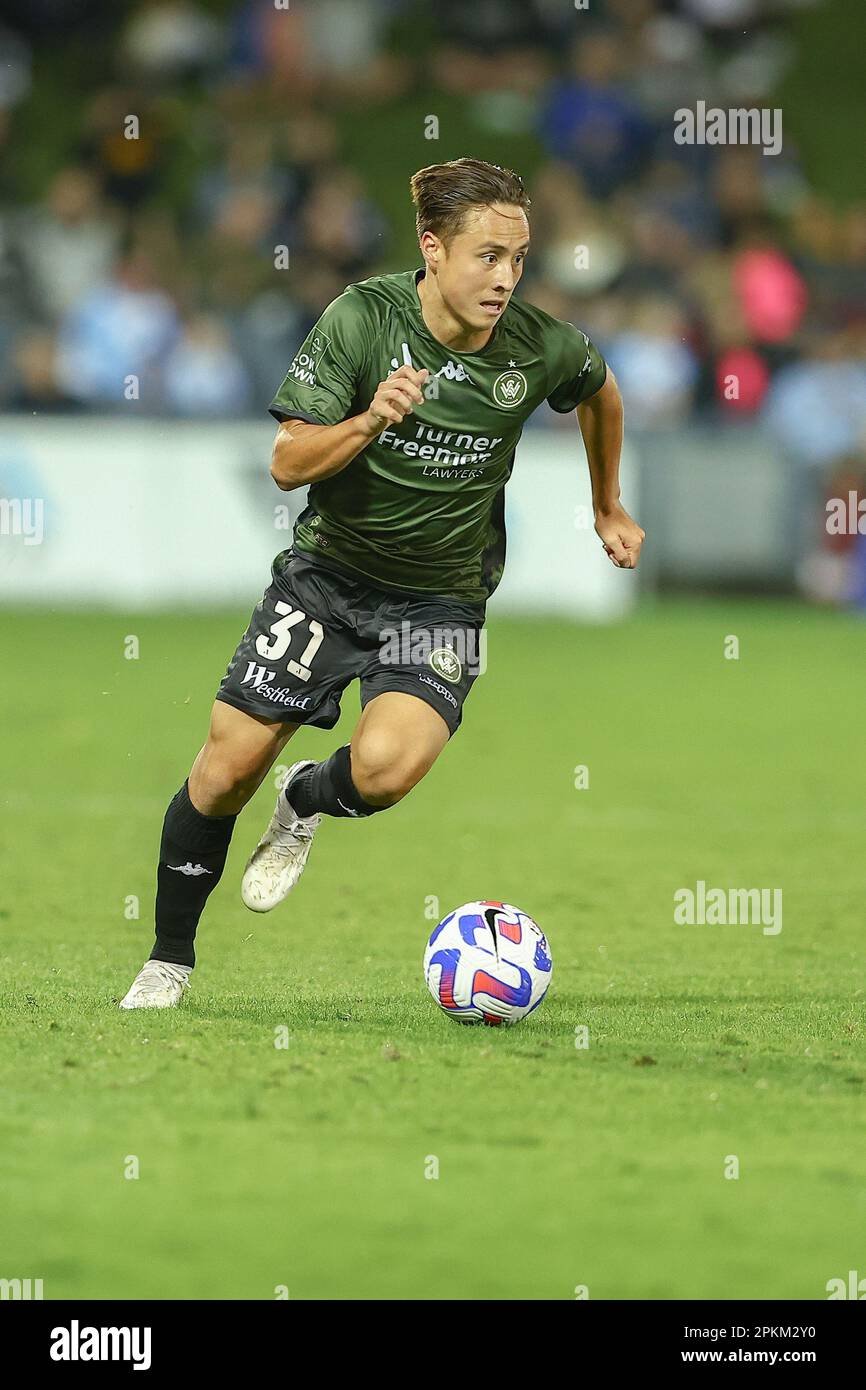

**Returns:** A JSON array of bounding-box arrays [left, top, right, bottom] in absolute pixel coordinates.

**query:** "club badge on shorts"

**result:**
[[428, 647, 462, 683]]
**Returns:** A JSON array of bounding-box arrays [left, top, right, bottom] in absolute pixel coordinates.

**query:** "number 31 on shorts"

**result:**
[[255, 602, 324, 682]]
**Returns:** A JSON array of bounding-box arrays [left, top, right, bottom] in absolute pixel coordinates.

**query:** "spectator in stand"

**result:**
[[162, 313, 251, 416], [606, 294, 699, 428], [192, 124, 291, 248], [120, 0, 224, 81], [540, 26, 655, 199], [764, 328, 866, 470], [55, 247, 179, 409], [797, 455, 866, 606], [4, 329, 82, 413], [77, 86, 170, 211], [429, 0, 556, 98], [297, 166, 389, 278], [730, 226, 808, 347], [528, 162, 628, 296], [14, 167, 121, 322]]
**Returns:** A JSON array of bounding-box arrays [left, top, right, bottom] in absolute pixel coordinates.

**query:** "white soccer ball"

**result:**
[[423, 900, 553, 1026]]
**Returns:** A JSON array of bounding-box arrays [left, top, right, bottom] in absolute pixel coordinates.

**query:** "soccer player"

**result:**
[[120, 157, 644, 1009]]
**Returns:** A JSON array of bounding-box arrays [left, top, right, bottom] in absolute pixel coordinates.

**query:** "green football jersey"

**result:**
[[269, 267, 607, 607]]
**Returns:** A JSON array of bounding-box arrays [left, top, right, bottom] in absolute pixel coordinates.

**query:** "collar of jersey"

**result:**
[[409, 267, 505, 360]]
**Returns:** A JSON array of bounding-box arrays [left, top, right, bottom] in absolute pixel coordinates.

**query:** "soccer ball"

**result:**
[[423, 900, 552, 1026]]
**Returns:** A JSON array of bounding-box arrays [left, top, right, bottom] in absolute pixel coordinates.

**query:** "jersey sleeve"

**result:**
[[544, 320, 608, 414], [268, 287, 373, 426]]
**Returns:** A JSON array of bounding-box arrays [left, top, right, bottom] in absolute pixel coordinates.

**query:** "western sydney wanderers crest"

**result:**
[[428, 647, 462, 683], [492, 369, 528, 408]]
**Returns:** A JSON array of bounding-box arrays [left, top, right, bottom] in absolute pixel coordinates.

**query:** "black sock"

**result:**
[[151, 782, 237, 968], [286, 744, 385, 819]]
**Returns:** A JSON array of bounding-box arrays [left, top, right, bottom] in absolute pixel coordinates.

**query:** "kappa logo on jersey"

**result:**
[[389, 342, 473, 384], [492, 369, 528, 408], [167, 862, 213, 876], [435, 359, 473, 383]]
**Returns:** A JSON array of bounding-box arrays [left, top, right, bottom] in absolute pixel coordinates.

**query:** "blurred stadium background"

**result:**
[[1, 0, 864, 612]]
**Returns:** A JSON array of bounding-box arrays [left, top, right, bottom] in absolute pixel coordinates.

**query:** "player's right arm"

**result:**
[[271, 365, 428, 491]]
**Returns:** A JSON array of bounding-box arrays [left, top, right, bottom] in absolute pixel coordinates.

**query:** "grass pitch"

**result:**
[[1, 598, 864, 1300]]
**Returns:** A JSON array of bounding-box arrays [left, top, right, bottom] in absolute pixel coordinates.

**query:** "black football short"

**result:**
[[215, 549, 486, 737]]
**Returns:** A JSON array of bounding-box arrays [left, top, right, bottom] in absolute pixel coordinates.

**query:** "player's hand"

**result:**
[[594, 503, 645, 569], [362, 366, 429, 435]]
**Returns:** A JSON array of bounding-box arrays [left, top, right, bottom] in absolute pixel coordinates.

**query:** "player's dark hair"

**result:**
[[410, 158, 531, 247]]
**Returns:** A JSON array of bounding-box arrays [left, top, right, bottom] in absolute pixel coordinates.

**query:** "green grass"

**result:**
[[1, 598, 865, 1300]]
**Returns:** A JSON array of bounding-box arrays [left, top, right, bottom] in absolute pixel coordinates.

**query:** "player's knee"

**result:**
[[351, 733, 428, 807], [196, 742, 267, 810]]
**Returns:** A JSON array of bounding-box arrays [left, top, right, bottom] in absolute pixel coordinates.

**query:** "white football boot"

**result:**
[[241, 760, 320, 913], [119, 959, 191, 1010]]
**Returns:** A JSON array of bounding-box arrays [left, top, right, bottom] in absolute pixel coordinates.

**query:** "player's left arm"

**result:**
[[576, 369, 645, 570]]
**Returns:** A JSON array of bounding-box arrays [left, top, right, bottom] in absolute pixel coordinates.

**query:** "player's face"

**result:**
[[438, 203, 530, 332]]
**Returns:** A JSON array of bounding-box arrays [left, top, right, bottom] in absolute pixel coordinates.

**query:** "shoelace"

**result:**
[[136, 961, 189, 994], [273, 815, 317, 844]]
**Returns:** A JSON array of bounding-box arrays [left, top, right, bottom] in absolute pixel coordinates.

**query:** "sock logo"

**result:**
[[336, 798, 361, 818], [167, 862, 213, 876]]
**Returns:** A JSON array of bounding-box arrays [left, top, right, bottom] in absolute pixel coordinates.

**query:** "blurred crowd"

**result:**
[[0, 0, 863, 508]]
